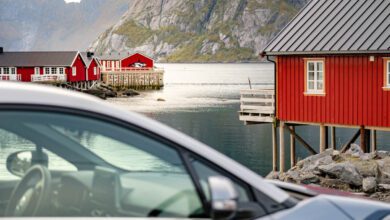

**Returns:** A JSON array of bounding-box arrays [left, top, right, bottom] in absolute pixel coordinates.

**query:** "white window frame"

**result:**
[[93, 67, 97, 75], [72, 67, 76, 76], [34, 67, 40, 75], [59, 67, 64, 75], [305, 59, 325, 95], [10, 67, 16, 75], [44, 67, 50, 75], [51, 67, 57, 75]]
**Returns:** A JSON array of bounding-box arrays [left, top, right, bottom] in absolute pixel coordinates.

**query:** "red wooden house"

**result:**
[[0, 49, 88, 83], [98, 52, 154, 71], [241, 0, 390, 172], [81, 52, 101, 81]]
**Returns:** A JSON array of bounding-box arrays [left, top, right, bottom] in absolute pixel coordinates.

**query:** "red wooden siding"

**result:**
[[68, 54, 86, 82], [277, 54, 390, 128], [121, 53, 153, 68], [17, 67, 34, 82], [87, 59, 100, 81]]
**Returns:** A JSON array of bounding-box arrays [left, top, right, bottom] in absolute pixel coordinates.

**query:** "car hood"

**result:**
[[325, 195, 390, 220]]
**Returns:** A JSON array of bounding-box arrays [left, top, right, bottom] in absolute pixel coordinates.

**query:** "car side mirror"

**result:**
[[208, 176, 238, 220], [6, 150, 48, 177]]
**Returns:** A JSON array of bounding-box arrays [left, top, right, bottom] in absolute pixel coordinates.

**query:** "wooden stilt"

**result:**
[[325, 126, 329, 149], [279, 121, 285, 173], [320, 124, 326, 153], [331, 126, 336, 149], [360, 126, 370, 153], [285, 126, 317, 155], [290, 126, 296, 167], [272, 123, 278, 172], [371, 129, 377, 152]]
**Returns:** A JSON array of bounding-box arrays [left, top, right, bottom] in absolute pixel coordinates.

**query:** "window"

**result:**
[[3, 67, 9, 75], [189, 156, 251, 202], [384, 58, 390, 89], [72, 67, 76, 76], [10, 67, 16, 75], [116, 61, 120, 69], [93, 67, 97, 75], [305, 59, 325, 95], [34, 67, 40, 75], [51, 67, 57, 75], [44, 67, 50, 75], [58, 67, 64, 75], [0, 111, 205, 217]]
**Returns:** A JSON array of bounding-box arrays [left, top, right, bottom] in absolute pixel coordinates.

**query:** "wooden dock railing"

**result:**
[[239, 89, 275, 124]]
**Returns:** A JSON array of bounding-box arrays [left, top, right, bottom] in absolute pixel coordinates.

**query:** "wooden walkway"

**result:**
[[101, 68, 164, 90]]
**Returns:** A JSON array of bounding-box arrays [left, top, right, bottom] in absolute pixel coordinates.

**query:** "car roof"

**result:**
[[0, 82, 290, 204]]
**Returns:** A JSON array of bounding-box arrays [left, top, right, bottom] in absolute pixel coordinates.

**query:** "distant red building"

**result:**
[[81, 52, 101, 81], [98, 52, 154, 71], [0, 50, 92, 83]]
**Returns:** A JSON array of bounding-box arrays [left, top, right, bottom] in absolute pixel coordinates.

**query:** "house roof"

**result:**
[[80, 52, 97, 67], [0, 51, 79, 67], [263, 0, 390, 55], [96, 52, 132, 60]]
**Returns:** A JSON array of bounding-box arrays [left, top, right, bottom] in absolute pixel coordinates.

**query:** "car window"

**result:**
[[0, 128, 76, 180], [0, 111, 205, 217], [190, 156, 251, 202]]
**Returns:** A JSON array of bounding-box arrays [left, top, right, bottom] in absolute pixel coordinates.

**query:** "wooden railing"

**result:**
[[31, 75, 67, 82], [0, 74, 21, 81], [102, 67, 164, 73], [239, 89, 275, 124]]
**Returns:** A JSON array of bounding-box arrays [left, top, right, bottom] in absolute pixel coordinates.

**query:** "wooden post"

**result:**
[[371, 129, 377, 152], [279, 121, 285, 173], [290, 126, 296, 167], [360, 126, 370, 153], [272, 123, 278, 172], [320, 124, 326, 153], [331, 126, 336, 149]]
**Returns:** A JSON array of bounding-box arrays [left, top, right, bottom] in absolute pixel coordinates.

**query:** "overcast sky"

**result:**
[[64, 0, 81, 3]]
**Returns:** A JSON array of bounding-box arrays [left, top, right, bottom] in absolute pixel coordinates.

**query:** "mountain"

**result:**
[[90, 0, 308, 62], [0, 0, 130, 51]]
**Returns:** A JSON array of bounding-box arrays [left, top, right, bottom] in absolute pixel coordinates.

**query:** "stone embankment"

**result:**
[[83, 82, 139, 99], [267, 144, 390, 202]]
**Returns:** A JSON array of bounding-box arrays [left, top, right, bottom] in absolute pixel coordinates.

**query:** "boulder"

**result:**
[[377, 158, 390, 179], [362, 177, 376, 193], [297, 149, 334, 172], [319, 162, 362, 186], [350, 160, 379, 178], [378, 184, 390, 191], [345, 144, 363, 158], [123, 89, 140, 96], [157, 98, 166, 102], [376, 151, 390, 159]]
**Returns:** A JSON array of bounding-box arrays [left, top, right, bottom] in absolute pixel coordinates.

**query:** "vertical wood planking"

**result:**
[[277, 54, 390, 128]]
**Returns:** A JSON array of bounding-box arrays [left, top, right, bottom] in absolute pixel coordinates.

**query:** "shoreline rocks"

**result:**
[[267, 144, 390, 202]]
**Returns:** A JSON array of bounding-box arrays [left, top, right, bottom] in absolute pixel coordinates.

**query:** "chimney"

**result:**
[[0, 47, 3, 54], [87, 51, 94, 58]]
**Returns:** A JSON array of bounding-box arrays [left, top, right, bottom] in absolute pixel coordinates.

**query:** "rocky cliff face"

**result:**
[[91, 0, 308, 62], [0, 0, 130, 51]]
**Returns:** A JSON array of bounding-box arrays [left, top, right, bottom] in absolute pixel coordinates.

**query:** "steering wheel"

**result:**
[[5, 165, 51, 216]]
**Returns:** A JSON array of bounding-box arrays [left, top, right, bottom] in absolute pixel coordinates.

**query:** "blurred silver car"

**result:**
[[0, 82, 389, 220]]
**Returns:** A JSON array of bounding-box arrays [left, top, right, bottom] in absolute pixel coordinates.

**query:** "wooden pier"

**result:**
[[101, 67, 164, 90]]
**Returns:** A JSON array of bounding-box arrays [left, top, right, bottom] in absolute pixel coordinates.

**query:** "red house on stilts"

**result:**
[[240, 0, 390, 172]]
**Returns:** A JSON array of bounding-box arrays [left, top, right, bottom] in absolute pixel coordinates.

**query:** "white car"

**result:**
[[0, 82, 389, 220]]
